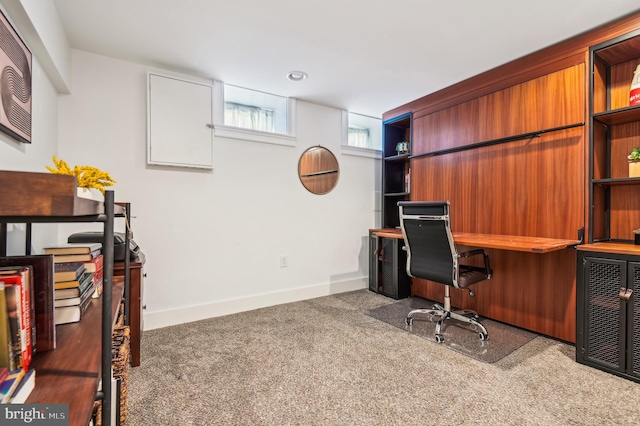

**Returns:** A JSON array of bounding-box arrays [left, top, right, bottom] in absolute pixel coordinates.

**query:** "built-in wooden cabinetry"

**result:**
[[368, 230, 411, 300], [382, 113, 412, 228], [575, 28, 640, 382], [589, 29, 640, 243], [577, 244, 640, 383], [380, 11, 640, 344], [372, 113, 413, 300], [385, 64, 586, 342]]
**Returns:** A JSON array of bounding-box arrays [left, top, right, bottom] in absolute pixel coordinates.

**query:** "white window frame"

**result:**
[[212, 81, 296, 147], [341, 111, 382, 159]]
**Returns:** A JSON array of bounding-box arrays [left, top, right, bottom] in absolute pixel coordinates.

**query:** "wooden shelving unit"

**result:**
[[589, 29, 640, 245], [577, 28, 640, 384], [0, 170, 124, 426], [26, 282, 123, 423], [382, 113, 412, 229]]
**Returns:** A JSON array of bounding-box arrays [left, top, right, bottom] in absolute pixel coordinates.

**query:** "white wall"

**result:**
[[57, 50, 381, 329], [0, 3, 64, 254]]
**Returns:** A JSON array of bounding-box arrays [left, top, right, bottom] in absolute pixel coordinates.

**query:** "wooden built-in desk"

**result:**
[[369, 227, 581, 342], [370, 228, 581, 253]]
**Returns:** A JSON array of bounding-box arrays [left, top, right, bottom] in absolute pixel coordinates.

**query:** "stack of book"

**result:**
[[44, 243, 102, 326]]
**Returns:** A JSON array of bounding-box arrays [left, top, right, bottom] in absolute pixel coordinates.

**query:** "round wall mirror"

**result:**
[[298, 146, 339, 194]]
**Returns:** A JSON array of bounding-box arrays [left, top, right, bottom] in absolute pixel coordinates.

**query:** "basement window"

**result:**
[[342, 112, 382, 158], [213, 82, 296, 146]]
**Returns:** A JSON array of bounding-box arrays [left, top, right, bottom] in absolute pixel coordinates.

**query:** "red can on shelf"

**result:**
[[630, 64, 640, 106]]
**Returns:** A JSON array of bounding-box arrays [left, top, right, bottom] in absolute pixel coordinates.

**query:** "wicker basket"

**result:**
[[112, 325, 131, 425], [92, 324, 131, 426], [115, 303, 125, 327], [92, 400, 102, 426]]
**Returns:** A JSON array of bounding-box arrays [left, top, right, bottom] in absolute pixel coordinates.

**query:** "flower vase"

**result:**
[[77, 187, 93, 199], [629, 161, 640, 178], [76, 187, 104, 200]]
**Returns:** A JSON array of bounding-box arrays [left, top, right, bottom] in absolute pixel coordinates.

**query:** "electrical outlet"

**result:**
[[280, 255, 288, 268]]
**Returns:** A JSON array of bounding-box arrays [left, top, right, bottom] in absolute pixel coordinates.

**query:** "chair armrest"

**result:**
[[459, 248, 485, 258], [459, 249, 492, 278]]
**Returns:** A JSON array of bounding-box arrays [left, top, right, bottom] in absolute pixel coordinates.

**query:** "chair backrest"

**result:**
[[398, 201, 460, 287]]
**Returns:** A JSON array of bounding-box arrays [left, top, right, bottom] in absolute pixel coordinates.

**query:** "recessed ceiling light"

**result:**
[[287, 71, 308, 81]]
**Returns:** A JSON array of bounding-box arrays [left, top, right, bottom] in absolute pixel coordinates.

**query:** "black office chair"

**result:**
[[398, 201, 492, 343]]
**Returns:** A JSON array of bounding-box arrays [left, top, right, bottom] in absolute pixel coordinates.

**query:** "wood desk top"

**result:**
[[370, 228, 580, 253]]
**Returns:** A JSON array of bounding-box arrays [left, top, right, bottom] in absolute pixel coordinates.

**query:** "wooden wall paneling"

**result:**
[[410, 150, 479, 233], [411, 127, 584, 239], [539, 65, 585, 128], [418, 99, 481, 154], [412, 65, 584, 157]]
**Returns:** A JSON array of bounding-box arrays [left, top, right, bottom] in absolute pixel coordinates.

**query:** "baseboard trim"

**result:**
[[144, 277, 368, 330]]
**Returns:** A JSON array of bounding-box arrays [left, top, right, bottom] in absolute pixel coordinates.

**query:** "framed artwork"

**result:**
[[0, 9, 32, 144]]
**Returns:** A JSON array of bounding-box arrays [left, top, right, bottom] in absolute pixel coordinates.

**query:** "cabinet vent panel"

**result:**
[[587, 261, 622, 366]]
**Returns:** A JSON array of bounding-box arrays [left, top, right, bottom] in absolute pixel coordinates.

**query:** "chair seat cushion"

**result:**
[[458, 267, 488, 288]]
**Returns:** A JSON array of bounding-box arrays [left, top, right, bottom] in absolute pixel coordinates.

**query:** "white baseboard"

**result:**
[[144, 277, 368, 330]]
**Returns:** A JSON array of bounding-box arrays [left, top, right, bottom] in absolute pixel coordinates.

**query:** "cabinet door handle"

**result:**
[[619, 287, 633, 300]]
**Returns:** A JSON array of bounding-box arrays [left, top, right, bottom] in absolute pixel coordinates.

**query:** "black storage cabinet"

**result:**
[[369, 232, 411, 300], [577, 250, 640, 383]]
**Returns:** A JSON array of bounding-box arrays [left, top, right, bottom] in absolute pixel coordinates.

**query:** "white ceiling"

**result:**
[[52, 0, 640, 118]]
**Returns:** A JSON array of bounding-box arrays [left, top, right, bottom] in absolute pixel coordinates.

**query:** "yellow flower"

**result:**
[[46, 156, 116, 194]]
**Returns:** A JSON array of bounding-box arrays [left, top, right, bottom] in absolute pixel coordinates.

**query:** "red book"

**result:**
[[88, 255, 104, 300], [0, 256, 56, 352], [84, 254, 104, 274], [0, 367, 7, 383], [0, 268, 31, 371]]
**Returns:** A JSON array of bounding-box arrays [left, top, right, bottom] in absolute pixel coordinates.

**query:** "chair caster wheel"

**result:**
[[406, 317, 413, 326], [435, 334, 444, 343], [479, 332, 488, 341]]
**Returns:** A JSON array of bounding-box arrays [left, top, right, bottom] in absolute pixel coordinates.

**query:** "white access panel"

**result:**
[[147, 73, 214, 169]]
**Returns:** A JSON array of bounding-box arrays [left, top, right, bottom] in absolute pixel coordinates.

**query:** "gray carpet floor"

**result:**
[[127, 289, 640, 425]]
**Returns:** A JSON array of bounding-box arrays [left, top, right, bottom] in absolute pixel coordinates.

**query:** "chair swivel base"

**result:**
[[405, 304, 489, 343]]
